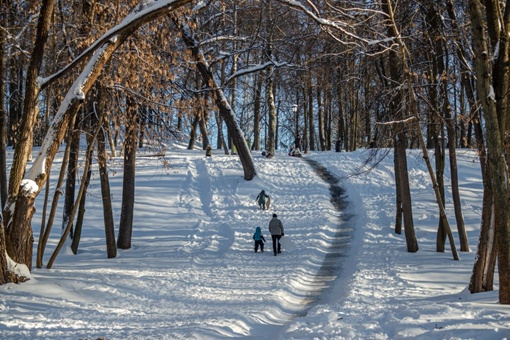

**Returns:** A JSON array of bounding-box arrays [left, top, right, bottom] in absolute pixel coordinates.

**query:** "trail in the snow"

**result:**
[[294, 158, 354, 315]]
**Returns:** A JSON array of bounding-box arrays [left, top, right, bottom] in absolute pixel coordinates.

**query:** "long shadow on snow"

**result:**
[[295, 158, 354, 317]]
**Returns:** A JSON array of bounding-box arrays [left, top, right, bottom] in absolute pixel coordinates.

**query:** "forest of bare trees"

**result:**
[[0, 0, 509, 304]]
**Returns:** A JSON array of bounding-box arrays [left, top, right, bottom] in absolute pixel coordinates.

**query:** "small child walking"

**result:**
[[256, 190, 269, 210], [253, 226, 266, 253]]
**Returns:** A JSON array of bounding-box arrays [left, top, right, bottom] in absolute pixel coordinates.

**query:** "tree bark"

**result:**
[[117, 97, 138, 250], [62, 117, 81, 238], [3, 0, 57, 272], [468, 0, 510, 303], [97, 110, 117, 258], [393, 138, 403, 235], [0, 1, 7, 208], [396, 136, 418, 252]]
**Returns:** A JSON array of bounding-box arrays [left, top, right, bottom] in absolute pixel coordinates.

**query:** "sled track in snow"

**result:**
[[295, 158, 354, 317]]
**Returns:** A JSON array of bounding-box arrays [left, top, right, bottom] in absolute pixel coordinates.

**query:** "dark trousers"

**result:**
[[254, 240, 264, 252], [271, 235, 282, 255]]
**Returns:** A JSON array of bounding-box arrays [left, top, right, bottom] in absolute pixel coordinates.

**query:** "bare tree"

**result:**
[[468, 0, 510, 303]]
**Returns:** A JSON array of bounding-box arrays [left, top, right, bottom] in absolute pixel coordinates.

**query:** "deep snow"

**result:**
[[1, 144, 509, 339]]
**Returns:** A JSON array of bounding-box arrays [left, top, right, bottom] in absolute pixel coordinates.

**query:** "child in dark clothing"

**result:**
[[256, 190, 269, 210], [253, 226, 266, 252]]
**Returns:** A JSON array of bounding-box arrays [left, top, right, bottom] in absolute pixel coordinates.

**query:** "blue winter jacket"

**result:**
[[253, 227, 265, 241]]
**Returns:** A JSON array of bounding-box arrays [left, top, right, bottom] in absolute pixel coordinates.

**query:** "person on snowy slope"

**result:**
[[253, 226, 266, 252], [268, 214, 284, 256]]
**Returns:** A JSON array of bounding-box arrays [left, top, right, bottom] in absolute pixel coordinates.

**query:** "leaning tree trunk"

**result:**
[[172, 15, 256, 180], [36, 112, 78, 267], [46, 122, 101, 268]]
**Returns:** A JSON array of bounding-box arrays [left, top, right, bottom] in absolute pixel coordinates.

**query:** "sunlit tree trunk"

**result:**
[[4, 0, 57, 271]]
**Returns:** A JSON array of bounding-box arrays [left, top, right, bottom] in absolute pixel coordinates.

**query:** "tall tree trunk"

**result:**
[[71, 113, 95, 255], [7, 0, 55, 200], [117, 97, 138, 250], [266, 73, 276, 155], [396, 136, 418, 252], [447, 116, 469, 251], [470, 160, 496, 292], [188, 112, 199, 150], [253, 74, 263, 150], [317, 86, 325, 151], [97, 110, 117, 258], [4, 0, 57, 270], [62, 117, 81, 238], [307, 82, 315, 151], [199, 113, 210, 150], [469, 0, 510, 303], [393, 138, 403, 235], [0, 2, 7, 208]]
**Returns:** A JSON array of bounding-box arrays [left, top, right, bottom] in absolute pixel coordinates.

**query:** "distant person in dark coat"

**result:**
[[268, 213, 284, 256]]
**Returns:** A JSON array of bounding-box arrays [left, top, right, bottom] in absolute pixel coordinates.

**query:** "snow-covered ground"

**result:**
[[1, 144, 509, 339]]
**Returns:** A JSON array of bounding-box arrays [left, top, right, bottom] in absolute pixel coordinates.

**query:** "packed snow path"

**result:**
[[0, 147, 354, 339], [301, 158, 353, 313]]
